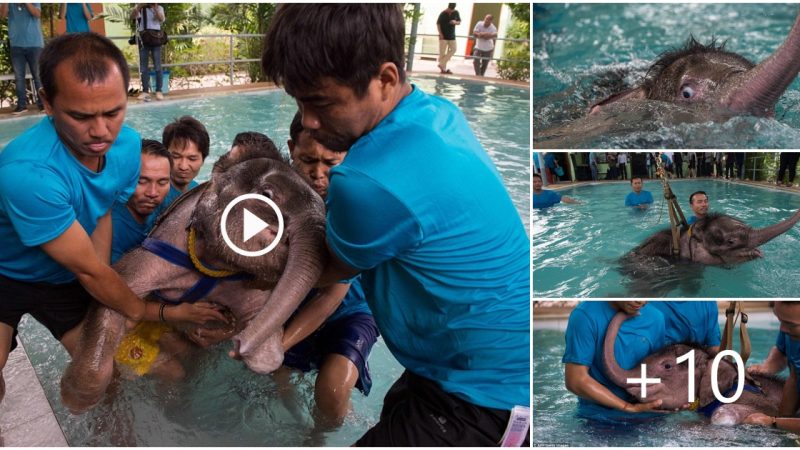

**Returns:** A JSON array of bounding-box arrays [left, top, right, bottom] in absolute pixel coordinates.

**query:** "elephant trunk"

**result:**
[[725, 13, 800, 116], [603, 311, 640, 388], [234, 217, 326, 372], [749, 208, 800, 247]]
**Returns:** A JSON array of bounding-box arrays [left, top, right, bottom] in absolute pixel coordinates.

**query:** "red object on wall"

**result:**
[[465, 38, 475, 59]]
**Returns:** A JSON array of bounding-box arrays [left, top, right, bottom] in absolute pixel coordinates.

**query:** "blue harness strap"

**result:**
[[141, 237, 251, 304], [696, 383, 762, 418]]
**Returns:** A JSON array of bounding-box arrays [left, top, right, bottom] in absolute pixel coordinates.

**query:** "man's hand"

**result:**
[[743, 412, 773, 426], [169, 301, 230, 326]]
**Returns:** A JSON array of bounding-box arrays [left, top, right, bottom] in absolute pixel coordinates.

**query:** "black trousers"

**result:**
[[778, 153, 800, 183]]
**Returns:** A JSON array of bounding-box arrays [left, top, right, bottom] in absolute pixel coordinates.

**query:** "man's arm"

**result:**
[[131, 3, 142, 20], [82, 3, 93, 20], [24, 3, 41, 18], [315, 243, 360, 288], [564, 363, 664, 413], [779, 365, 799, 417], [40, 221, 145, 321], [282, 283, 350, 351], [748, 346, 788, 375], [437, 22, 443, 39], [59, 3, 66, 19], [153, 4, 165, 23], [561, 196, 581, 204], [90, 209, 113, 264]]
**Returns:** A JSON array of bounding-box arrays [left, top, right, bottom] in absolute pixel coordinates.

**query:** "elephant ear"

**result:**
[[698, 357, 739, 407], [589, 86, 647, 114]]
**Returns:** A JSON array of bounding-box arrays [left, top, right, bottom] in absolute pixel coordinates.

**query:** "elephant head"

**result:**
[[602, 311, 737, 410], [590, 13, 800, 119]]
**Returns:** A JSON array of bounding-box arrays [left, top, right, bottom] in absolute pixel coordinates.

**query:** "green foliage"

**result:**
[[208, 3, 276, 82], [0, 18, 11, 107], [496, 4, 530, 82]]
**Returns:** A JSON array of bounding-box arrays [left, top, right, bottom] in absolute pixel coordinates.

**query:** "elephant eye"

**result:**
[[680, 85, 695, 99], [664, 363, 672, 370], [262, 189, 274, 199]]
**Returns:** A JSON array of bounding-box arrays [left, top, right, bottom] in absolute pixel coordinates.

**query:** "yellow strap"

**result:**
[[187, 227, 239, 278]]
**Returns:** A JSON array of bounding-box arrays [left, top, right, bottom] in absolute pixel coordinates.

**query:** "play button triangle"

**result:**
[[243, 208, 269, 242]]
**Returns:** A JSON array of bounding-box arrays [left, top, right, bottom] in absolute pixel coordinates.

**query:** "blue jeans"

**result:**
[[138, 44, 162, 93], [10, 46, 43, 108]]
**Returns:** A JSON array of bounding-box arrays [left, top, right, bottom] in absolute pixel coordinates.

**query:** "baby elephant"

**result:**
[[603, 311, 785, 425]]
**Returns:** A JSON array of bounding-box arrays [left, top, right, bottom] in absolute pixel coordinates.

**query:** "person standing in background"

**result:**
[[436, 3, 460, 74], [472, 14, 497, 76], [0, 3, 45, 115], [59, 3, 93, 33], [132, 3, 166, 101]]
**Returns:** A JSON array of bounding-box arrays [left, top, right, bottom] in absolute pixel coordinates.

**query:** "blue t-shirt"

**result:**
[[533, 190, 561, 209], [110, 200, 159, 264], [562, 301, 666, 420], [0, 117, 140, 283], [648, 301, 720, 347], [7, 3, 44, 47], [160, 180, 199, 211], [625, 190, 654, 207], [326, 85, 529, 410], [687, 215, 697, 225], [544, 152, 556, 170], [64, 3, 93, 33], [776, 331, 800, 390], [326, 276, 372, 323]]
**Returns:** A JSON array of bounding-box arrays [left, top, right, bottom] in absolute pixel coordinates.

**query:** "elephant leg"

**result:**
[[235, 330, 285, 374], [711, 404, 759, 425], [60, 303, 127, 413]]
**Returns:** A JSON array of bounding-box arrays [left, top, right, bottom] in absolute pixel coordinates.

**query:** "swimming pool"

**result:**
[[1, 76, 530, 445], [532, 179, 800, 298], [533, 3, 800, 148], [532, 313, 799, 447]]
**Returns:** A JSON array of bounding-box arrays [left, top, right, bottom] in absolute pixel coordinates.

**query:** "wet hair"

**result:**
[[532, 173, 542, 181], [262, 4, 406, 98], [162, 116, 210, 160], [689, 190, 708, 204], [642, 36, 755, 97], [39, 32, 130, 102], [630, 177, 643, 184], [141, 139, 172, 168]]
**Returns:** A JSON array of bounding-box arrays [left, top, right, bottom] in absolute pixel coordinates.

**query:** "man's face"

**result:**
[[632, 178, 643, 193], [169, 140, 204, 190], [775, 302, 800, 340], [289, 130, 345, 199], [532, 176, 543, 192], [484, 14, 493, 26], [612, 301, 647, 315], [127, 153, 171, 219], [691, 194, 709, 217], [43, 60, 127, 170], [292, 77, 386, 152]]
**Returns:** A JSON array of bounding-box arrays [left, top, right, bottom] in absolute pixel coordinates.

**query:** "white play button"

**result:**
[[220, 193, 285, 257], [243, 208, 269, 242]]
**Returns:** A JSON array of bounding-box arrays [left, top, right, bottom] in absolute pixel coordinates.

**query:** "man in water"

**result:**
[[624, 177, 653, 210], [533, 173, 579, 209], [159, 115, 209, 208], [687, 191, 709, 225]]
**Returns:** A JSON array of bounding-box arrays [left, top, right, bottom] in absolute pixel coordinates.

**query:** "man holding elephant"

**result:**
[[0, 33, 147, 411], [261, 4, 529, 446]]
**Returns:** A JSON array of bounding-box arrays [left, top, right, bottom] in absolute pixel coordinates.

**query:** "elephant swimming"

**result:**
[[534, 10, 800, 148], [603, 311, 785, 425], [60, 133, 327, 413]]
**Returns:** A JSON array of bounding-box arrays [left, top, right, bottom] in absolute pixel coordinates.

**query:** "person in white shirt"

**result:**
[[132, 3, 166, 101], [472, 14, 497, 76]]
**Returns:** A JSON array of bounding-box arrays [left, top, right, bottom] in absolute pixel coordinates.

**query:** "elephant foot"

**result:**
[[60, 361, 115, 414]]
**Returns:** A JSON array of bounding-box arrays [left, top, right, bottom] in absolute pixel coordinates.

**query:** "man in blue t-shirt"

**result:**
[[625, 177, 654, 210], [742, 302, 800, 431], [648, 301, 720, 352], [563, 301, 668, 421], [110, 140, 172, 264], [533, 172, 579, 209], [59, 3, 94, 33], [0, 33, 147, 406], [686, 190, 709, 225], [262, 5, 529, 446], [0, 3, 44, 114], [157, 116, 209, 210], [276, 112, 379, 426]]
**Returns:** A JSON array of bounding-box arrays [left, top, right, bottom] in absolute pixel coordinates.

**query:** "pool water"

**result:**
[[533, 3, 800, 148], [532, 179, 800, 298], [1, 76, 530, 444], [532, 315, 800, 447]]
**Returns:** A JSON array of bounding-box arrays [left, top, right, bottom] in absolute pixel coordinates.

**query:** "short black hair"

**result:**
[[232, 131, 276, 155], [689, 190, 708, 204], [448, 3, 457, 9], [262, 4, 406, 98], [533, 173, 542, 181], [162, 116, 210, 160], [631, 177, 643, 184], [39, 32, 129, 102], [289, 111, 303, 144]]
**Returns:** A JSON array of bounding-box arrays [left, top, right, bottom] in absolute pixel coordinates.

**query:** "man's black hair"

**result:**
[[261, 4, 406, 98], [289, 111, 303, 144], [630, 177, 643, 184], [162, 116, 210, 160], [141, 139, 171, 168], [689, 190, 707, 204], [448, 3, 457, 9], [39, 32, 130, 102], [532, 173, 542, 180]]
